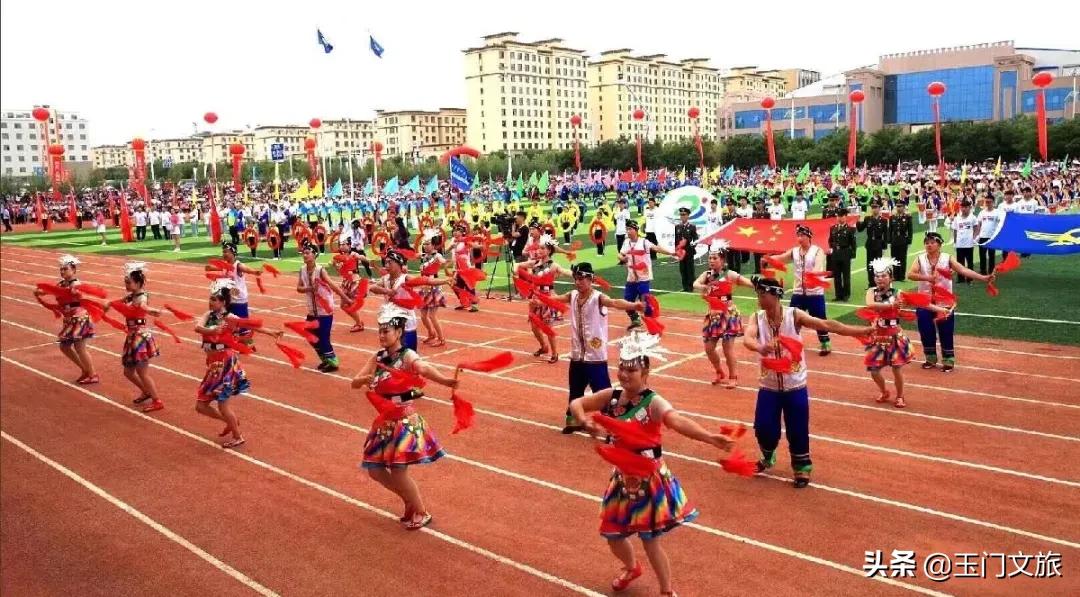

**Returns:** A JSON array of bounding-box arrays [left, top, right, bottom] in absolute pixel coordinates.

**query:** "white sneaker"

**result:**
[[173, 248, 180, 252]]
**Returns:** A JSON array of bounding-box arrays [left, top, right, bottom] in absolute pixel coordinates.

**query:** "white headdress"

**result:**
[[422, 228, 438, 242], [124, 261, 147, 276], [612, 331, 671, 366], [377, 302, 412, 326], [209, 278, 237, 295], [870, 256, 900, 276], [58, 254, 80, 267], [538, 233, 557, 248], [708, 239, 730, 256]]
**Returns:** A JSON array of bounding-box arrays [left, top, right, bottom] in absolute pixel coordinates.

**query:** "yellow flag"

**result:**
[[311, 180, 323, 198], [993, 156, 1002, 178], [190, 186, 198, 206], [293, 181, 310, 200], [960, 162, 968, 184], [678, 168, 686, 184]]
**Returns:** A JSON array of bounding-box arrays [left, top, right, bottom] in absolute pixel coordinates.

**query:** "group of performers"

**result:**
[[31, 209, 1006, 595]]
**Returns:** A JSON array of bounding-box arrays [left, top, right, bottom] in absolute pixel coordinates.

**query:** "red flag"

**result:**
[[697, 218, 838, 254], [67, 195, 77, 226], [995, 252, 1021, 275], [118, 193, 134, 242], [209, 197, 222, 244]]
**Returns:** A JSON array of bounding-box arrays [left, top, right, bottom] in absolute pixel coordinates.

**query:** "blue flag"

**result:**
[[369, 35, 384, 58], [984, 212, 1080, 255], [362, 178, 373, 196], [382, 176, 399, 195], [329, 179, 343, 198], [425, 176, 439, 195], [450, 157, 472, 192], [722, 165, 735, 182], [317, 29, 334, 54], [404, 175, 420, 193]]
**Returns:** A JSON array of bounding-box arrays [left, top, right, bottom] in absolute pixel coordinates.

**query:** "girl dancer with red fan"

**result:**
[[297, 241, 353, 373], [418, 236, 449, 347], [206, 241, 264, 349], [743, 276, 871, 488], [517, 234, 572, 363], [569, 332, 740, 597], [450, 226, 481, 312], [195, 279, 283, 448], [109, 262, 163, 412], [863, 257, 924, 409], [351, 303, 460, 530], [369, 249, 425, 352], [333, 238, 366, 333], [33, 255, 99, 384], [692, 240, 753, 387]]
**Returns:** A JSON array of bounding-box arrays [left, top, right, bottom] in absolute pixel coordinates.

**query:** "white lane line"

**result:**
[[0, 357, 605, 597], [0, 431, 280, 596]]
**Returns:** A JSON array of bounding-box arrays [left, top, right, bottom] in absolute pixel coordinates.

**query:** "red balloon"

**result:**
[[688, 106, 700, 119], [229, 143, 245, 155], [632, 109, 645, 120], [304, 138, 317, 150], [309, 118, 322, 129], [1032, 72, 1054, 88], [760, 97, 775, 109], [131, 138, 146, 151], [371, 141, 384, 152], [203, 112, 218, 124], [48, 144, 65, 156], [849, 90, 865, 103], [32, 107, 50, 122], [438, 145, 481, 165], [570, 114, 582, 127], [927, 81, 946, 97]]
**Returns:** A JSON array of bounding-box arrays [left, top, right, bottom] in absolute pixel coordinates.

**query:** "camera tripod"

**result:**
[[484, 242, 518, 301]]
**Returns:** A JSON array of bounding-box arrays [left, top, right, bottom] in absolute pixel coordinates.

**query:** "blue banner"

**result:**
[[450, 156, 472, 192], [983, 212, 1080, 255]]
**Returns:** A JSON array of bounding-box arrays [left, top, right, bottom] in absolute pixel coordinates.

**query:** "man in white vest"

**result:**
[[539, 262, 645, 434], [764, 224, 833, 355]]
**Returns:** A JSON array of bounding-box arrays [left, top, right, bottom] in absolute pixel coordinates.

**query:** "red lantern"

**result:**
[[927, 82, 946, 97], [32, 107, 50, 122], [1032, 72, 1054, 88], [309, 118, 322, 129], [371, 141, 384, 153], [569, 116, 582, 170], [569, 114, 582, 127], [48, 144, 65, 156], [203, 112, 218, 124], [688, 106, 700, 119], [849, 90, 865, 103], [632, 109, 645, 120], [131, 138, 146, 151], [1032, 73, 1054, 161], [760, 97, 775, 110], [304, 137, 317, 150], [229, 143, 246, 156]]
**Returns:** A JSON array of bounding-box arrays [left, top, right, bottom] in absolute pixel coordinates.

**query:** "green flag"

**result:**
[[830, 161, 842, 178], [1062, 155, 1069, 171], [796, 162, 811, 184], [1021, 156, 1032, 178], [537, 171, 550, 193], [527, 171, 539, 189], [781, 165, 789, 181], [473, 171, 480, 189], [515, 173, 524, 197]]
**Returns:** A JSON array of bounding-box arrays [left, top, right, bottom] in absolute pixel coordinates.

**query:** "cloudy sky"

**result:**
[[2, 0, 1076, 145]]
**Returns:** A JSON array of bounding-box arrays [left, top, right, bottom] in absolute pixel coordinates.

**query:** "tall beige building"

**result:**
[[92, 144, 129, 169], [464, 33, 591, 154], [200, 132, 255, 164], [318, 119, 375, 157], [150, 137, 203, 165], [252, 126, 309, 162], [375, 108, 466, 161], [588, 50, 722, 143]]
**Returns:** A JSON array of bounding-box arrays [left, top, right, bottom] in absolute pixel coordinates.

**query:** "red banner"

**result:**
[[133, 148, 150, 207], [67, 193, 77, 225], [698, 217, 842, 253], [847, 103, 858, 171], [636, 135, 643, 173], [232, 154, 244, 193], [118, 193, 134, 242], [764, 112, 777, 169], [573, 132, 581, 172], [932, 100, 945, 186], [307, 147, 318, 188], [1036, 91, 1048, 162]]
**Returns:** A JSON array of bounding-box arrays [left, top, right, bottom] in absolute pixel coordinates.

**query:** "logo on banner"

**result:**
[[270, 143, 285, 163], [653, 186, 715, 257]]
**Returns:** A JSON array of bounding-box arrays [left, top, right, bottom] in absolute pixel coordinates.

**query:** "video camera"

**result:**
[[492, 212, 514, 238]]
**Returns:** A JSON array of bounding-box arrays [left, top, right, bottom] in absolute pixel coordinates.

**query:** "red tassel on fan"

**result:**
[[457, 351, 514, 373], [374, 364, 426, 395], [898, 309, 917, 321], [34, 294, 63, 318], [899, 291, 932, 308], [285, 321, 319, 343], [80, 300, 106, 322], [205, 272, 229, 281], [421, 261, 442, 276], [99, 312, 126, 331], [932, 286, 956, 305], [704, 295, 729, 312], [778, 335, 803, 362], [985, 282, 999, 297], [275, 342, 306, 368], [594, 275, 611, 291], [535, 271, 556, 287], [643, 316, 665, 335], [395, 247, 418, 260], [36, 282, 75, 303], [569, 240, 583, 250], [591, 413, 662, 449], [631, 261, 648, 271], [935, 266, 953, 278], [365, 391, 408, 419], [719, 424, 748, 439], [76, 284, 108, 299], [390, 288, 423, 310], [262, 263, 281, 278], [643, 295, 660, 318], [855, 307, 879, 322], [535, 292, 569, 314], [450, 392, 475, 434], [404, 276, 438, 287], [529, 312, 556, 338], [762, 255, 789, 272], [208, 258, 232, 271], [802, 272, 832, 290], [458, 268, 487, 287], [107, 300, 148, 320], [153, 319, 182, 343], [761, 356, 793, 373], [718, 449, 757, 477], [342, 297, 365, 314], [219, 334, 254, 355], [255, 276, 266, 294], [595, 444, 659, 478], [233, 317, 264, 329], [163, 304, 194, 321], [451, 285, 475, 307], [995, 252, 1021, 275], [356, 278, 370, 299], [565, 250, 577, 262], [762, 268, 779, 279], [514, 277, 534, 298]]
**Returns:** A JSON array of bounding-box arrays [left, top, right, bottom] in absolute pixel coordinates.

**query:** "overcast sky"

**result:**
[[2, 0, 1076, 145]]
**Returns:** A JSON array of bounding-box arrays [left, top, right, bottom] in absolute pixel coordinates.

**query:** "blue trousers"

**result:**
[[403, 330, 418, 352], [754, 386, 812, 472], [567, 360, 611, 417], [623, 280, 653, 320], [789, 294, 829, 344], [305, 314, 336, 362], [228, 302, 252, 340], [916, 308, 954, 361]]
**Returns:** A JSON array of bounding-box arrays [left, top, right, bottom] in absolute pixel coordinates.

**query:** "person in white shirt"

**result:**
[[613, 199, 630, 252], [189, 205, 201, 237], [134, 208, 148, 240], [948, 200, 979, 283], [169, 209, 184, 251], [767, 194, 785, 221], [975, 196, 1002, 275], [1017, 186, 1041, 214], [148, 208, 162, 240], [704, 199, 723, 237], [617, 221, 677, 330], [790, 195, 809, 221]]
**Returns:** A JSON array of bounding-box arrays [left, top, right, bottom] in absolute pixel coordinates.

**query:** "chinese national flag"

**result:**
[[699, 218, 842, 253]]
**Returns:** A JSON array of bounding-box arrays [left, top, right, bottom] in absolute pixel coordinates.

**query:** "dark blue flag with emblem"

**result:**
[[369, 35, 384, 58], [450, 157, 472, 192], [984, 212, 1080, 255], [317, 29, 334, 54]]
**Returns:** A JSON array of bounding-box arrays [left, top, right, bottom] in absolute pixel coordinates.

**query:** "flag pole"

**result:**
[[347, 150, 355, 199]]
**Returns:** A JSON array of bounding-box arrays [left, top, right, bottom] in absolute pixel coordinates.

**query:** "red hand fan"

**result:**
[[262, 263, 281, 277], [208, 258, 232, 271], [450, 392, 475, 434], [153, 319, 182, 343], [761, 356, 793, 373], [457, 351, 514, 372], [595, 444, 659, 478], [643, 316, 665, 335], [762, 256, 789, 272], [163, 304, 194, 321], [898, 291, 932, 308], [275, 342, 306, 368], [594, 275, 612, 291], [528, 312, 556, 338], [535, 292, 569, 314], [719, 449, 757, 477], [995, 252, 1021, 274]]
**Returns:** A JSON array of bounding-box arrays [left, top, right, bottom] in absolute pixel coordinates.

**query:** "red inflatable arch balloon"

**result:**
[[438, 145, 482, 165]]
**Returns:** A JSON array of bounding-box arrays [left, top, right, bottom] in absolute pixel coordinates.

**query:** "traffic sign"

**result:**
[[271, 143, 285, 162]]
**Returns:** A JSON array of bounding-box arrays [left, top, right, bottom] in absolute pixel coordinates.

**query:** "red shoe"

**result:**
[[77, 375, 100, 385], [611, 562, 642, 592], [141, 400, 164, 413]]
